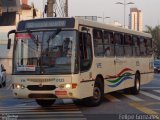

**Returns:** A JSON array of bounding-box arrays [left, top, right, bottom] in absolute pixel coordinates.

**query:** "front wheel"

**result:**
[[83, 80, 104, 107], [36, 99, 56, 107]]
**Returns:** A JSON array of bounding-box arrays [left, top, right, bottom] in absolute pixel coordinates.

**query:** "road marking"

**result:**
[[140, 91, 160, 101], [7, 84, 12, 90], [152, 109, 160, 111], [0, 111, 83, 115], [18, 116, 87, 120], [0, 104, 86, 119], [0, 95, 3, 99], [123, 94, 144, 101], [104, 94, 121, 102], [142, 87, 160, 89], [154, 90, 160, 93], [129, 102, 159, 120]]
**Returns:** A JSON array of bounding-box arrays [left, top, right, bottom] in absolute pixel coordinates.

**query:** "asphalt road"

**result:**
[[0, 74, 160, 120]]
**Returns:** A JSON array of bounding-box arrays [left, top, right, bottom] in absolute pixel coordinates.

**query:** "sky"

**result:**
[[28, 0, 160, 30]]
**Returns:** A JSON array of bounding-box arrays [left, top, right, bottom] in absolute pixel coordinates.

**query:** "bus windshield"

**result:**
[[13, 30, 77, 75]]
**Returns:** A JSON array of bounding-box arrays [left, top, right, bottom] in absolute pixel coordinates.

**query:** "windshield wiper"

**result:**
[[47, 28, 62, 44], [27, 29, 39, 46]]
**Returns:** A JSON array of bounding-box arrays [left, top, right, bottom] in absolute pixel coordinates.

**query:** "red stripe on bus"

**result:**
[[16, 34, 31, 39]]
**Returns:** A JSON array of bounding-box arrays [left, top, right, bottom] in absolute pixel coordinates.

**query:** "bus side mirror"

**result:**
[[7, 29, 16, 49], [7, 38, 11, 49]]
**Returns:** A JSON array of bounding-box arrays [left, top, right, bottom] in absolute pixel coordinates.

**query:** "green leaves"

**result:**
[[145, 25, 160, 58]]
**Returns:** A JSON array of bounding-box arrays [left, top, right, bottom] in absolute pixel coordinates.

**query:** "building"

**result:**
[[110, 20, 123, 28], [16, 0, 42, 24], [0, 0, 20, 26], [0, 0, 42, 74], [75, 16, 97, 22], [129, 8, 143, 32]]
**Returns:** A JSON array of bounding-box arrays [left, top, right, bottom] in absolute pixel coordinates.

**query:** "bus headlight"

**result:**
[[59, 83, 77, 89], [59, 84, 71, 89], [65, 84, 71, 89], [14, 84, 25, 89]]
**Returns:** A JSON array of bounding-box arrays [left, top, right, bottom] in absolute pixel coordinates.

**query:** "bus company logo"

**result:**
[[107, 68, 133, 87], [39, 83, 43, 87]]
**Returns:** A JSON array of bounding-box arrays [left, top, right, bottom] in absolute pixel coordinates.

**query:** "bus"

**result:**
[[7, 18, 154, 107]]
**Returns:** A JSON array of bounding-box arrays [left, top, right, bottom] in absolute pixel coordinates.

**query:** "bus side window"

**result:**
[[93, 29, 103, 57], [124, 34, 132, 56], [79, 32, 92, 71], [140, 37, 147, 56], [133, 36, 140, 56], [146, 38, 153, 56], [114, 33, 124, 57], [104, 31, 114, 56]]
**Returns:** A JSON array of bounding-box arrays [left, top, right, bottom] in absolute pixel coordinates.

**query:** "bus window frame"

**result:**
[[12, 29, 80, 75], [114, 32, 124, 57], [93, 29, 104, 57], [124, 34, 133, 57], [103, 30, 115, 57], [132, 35, 140, 57], [79, 31, 93, 73]]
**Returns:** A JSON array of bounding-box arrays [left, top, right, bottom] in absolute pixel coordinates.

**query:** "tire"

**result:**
[[83, 78, 104, 107], [130, 73, 140, 95], [36, 99, 56, 107]]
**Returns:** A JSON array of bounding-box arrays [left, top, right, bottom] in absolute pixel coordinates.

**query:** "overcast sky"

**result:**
[[29, 0, 160, 29]]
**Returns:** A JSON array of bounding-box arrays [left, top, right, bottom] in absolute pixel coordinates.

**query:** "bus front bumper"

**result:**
[[12, 84, 80, 99]]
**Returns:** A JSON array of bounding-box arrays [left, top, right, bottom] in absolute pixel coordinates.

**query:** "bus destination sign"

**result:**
[[17, 18, 75, 31], [25, 20, 66, 29]]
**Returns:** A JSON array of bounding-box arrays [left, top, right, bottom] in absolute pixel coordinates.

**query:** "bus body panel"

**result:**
[[10, 18, 154, 101]]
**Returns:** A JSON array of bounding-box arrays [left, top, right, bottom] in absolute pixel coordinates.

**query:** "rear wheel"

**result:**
[[36, 99, 56, 107], [124, 73, 140, 95], [83, 78, 104, 107], [130, 73, 140, 94]]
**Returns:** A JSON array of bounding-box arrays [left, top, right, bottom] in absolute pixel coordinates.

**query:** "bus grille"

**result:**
[[27, 85, 56, 91], [28, 94, 57, 98], [27, 78, 55, 83]]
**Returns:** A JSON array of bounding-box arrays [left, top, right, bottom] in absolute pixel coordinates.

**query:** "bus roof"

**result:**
[[17, 17, 151, 38], [74, 18, 152, 38]]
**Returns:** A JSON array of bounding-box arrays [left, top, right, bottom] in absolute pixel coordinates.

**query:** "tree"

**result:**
[[145, 25, 160, 58]]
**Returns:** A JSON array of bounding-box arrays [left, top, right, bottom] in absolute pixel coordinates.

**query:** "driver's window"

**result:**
[[79, 32, 92, 71]]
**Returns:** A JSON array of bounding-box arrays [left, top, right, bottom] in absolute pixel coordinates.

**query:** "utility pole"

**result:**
[[64, 0, 68, 17], [47, 0, 56, 17]]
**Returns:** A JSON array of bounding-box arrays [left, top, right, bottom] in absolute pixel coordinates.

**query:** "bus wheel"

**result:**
[[83, 79, 103, 107], [36, 99, 56, 107], [130, 73, 140, 95]]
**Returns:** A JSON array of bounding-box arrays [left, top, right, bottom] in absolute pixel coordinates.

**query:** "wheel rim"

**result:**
[[136, 79, 140, 91], [93, 87, 101, 103]]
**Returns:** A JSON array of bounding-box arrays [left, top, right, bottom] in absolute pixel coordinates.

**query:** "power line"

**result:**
[[55, 2, 63, 17]]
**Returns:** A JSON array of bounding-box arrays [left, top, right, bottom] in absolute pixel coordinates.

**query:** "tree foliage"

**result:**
[[145, 25, 160, 58]]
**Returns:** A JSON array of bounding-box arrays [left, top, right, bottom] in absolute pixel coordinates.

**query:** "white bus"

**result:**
[[7, 18, 154, 107]]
